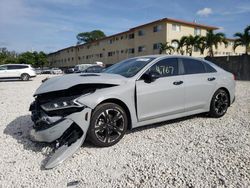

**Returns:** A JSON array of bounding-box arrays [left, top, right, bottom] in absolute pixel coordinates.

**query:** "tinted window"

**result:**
[[147, 58, 178, 77], [204, 62, 217, 73], [182, 58, 206, 74], [7, 65, 28, 70]]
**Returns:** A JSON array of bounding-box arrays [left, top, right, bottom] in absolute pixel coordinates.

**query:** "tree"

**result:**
[[205, 30, 227, 57], [76, 30, 106, 44], [159, 42, 175, 54], [0, 48, 18, 65], [183, 35, 201, 56], [233, 25, 250, 55], [172, 36, 187, 55], [18, 52, 36, 65], [36, 51, 48, 68], [18, 51, 48, 67], [196, 36, 207, 55]]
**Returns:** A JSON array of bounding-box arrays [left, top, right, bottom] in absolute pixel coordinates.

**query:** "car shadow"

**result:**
[[0, 79, 33, 82], [127, 113, 207, 134], [3, 113, 207, 157], [3, 113, 209, 169], [3, 115, 53, 154]]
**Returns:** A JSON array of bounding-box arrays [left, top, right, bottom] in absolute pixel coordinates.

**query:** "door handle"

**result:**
[[208, 77, 216, 81], [173, 81, 183, 85]]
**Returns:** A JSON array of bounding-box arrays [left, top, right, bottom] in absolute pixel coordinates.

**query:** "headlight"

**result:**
[[41, 96, 84, 112]]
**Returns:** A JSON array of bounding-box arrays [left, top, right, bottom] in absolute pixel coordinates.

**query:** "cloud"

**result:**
[[197, 8, 213, 16], [217, 27, 225, 32]]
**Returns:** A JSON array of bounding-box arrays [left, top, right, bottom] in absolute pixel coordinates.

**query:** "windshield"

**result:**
[[104, 57, 155, 77]]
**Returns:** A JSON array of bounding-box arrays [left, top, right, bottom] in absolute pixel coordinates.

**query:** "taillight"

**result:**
[[233, 74, 236, 80]]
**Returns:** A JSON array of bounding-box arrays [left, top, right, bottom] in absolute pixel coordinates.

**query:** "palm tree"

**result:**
[[196, 36, 207, 55], [184, 35, 201, 56], [205, 30, 227, 57], [159, 42, 175, 54], [172, 36, 187, 55], [233, 25, 250, 55]]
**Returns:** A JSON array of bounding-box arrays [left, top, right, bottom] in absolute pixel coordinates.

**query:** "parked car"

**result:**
[[35, 68, 42, 75], [0, 64, 36, 81], [41, 68, 51, 74], [74, 64, 94, 73], [64, 68, 75, 74], [50, 68, 63, 74], [29, 55, 235, 168], [82, 65, 104, 73]]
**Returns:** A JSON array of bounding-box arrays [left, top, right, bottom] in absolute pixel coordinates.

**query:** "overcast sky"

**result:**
[[0, 0, 249, 53]]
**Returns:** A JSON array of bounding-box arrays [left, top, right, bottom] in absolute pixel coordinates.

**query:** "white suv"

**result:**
[[0, 64, 36, 81]]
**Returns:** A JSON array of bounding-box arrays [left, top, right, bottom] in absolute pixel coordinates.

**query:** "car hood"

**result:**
[[34, 73, 127, 95]]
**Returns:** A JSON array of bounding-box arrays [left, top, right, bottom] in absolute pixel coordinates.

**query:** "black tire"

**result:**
[[209, 89, 229, 118], [88, 103, 128, 147], [21, 73, 30, 81]]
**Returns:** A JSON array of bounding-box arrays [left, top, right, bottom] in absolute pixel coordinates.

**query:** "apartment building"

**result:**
[[48, 17, 245, 68]]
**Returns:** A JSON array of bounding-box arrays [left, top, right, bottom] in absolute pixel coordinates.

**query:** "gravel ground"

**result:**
[[0, 75, 249, 188]]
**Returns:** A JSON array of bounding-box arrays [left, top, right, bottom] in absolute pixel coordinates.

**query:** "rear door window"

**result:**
[[181, 58, 206, 75]]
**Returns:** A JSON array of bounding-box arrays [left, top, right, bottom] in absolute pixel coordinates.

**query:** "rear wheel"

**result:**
[[88, 103, 128, 147], [209, 89, 229, 118], [21, 73, 30, 81]]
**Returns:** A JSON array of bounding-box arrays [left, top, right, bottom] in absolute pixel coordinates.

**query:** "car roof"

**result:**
[[134, 54, 205, 61], [0, 64, 30, 66]]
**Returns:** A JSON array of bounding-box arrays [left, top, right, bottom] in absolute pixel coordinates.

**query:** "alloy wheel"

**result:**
[[94, 108, 125, 144], [214, 91, 229, 116]]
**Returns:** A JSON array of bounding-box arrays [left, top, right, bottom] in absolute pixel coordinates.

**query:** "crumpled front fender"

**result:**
[[45, 108, 92, 169]]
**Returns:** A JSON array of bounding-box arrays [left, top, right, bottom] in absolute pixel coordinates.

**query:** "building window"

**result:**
[[100, 53, 103, 58], [138, 30, 145, 36], [121, 50, 124, 53], [108, 52, 113, 57], [128, 48, 135, 54], [68, 58, 70, 61], [120, 36, 123, 40], [109, 39, 113, 44], [172, 24, 181, 32], [72, 57, 74, 61], [153, 25, 162, 32], [194, 28, 201, 35], [71, 49, 73, 52], [138, 46, 146, 52], [116, 37, 119, 40], [78, 56, 81, 60], [128, 33, 135, 39], [153, 43, 161, 50]]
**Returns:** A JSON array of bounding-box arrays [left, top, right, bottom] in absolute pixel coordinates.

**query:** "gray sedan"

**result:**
[[29, 55, 235, 168]]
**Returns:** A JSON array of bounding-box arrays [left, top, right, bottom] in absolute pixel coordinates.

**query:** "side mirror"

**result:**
[[141, 71, 161, 83]]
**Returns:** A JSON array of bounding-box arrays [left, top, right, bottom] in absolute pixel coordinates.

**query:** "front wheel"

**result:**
[[20, 73, 30, 81], [209, 89, 229, 118], [88, 103, 128, 147]]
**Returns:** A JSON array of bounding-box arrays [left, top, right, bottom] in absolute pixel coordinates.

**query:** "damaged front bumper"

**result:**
[[29, 101, 92, 169]]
